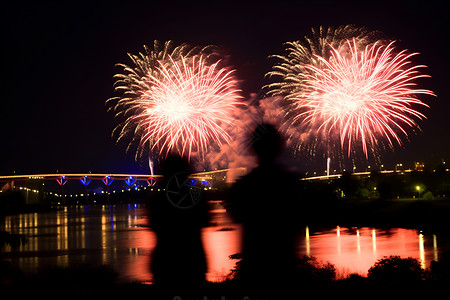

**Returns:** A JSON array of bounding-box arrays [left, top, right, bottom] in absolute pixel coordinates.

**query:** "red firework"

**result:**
[[267, 29, 435, 160], [301, 40, 434, 157], [108, 41, 241, 161]]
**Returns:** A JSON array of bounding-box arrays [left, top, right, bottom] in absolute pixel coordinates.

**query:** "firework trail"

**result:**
[[107, 41, 241, 163], [266, 26, 434, 162]]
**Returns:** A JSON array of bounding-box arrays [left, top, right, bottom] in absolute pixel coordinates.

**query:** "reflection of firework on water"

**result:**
[[107, 41, 241, 162], [266, 26, 435, 163]]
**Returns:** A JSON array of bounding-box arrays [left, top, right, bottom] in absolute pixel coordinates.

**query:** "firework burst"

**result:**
[[107, 41, 241, 162], [266, 26, 435, 162]]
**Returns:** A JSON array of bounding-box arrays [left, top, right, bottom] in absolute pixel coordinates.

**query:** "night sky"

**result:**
[[1, 0, 448, 175]]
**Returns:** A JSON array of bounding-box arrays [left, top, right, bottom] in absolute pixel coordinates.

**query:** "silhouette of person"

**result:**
[[148, 153, 208, 290], [227, 123, 302, 294]]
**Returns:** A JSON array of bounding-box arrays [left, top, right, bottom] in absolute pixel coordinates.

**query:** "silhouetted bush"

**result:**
[[227, 253, 243, 281], [228, 254, 336, 282], [423, 191, 434, 200], [429, 250, 450, 280], [344, 273, 367, 281], [367, 256, 424, 281], [296, 255, 336, 281]]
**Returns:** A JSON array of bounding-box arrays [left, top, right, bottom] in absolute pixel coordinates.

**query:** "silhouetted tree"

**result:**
[[367, 256, 424, 281]]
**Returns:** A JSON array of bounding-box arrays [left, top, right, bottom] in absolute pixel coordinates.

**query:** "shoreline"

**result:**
[[2, 196, 450, 232]]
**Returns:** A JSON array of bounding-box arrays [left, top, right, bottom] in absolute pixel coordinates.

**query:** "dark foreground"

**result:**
[[2, 253, 450, 299], [2, 275, 449, 299]]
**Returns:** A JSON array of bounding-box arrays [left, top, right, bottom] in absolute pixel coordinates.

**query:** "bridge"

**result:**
[[0, 167, 422, 193], [0, 167, 422, 186], [0, 173, 163, 188], [300, 169, 417, 181], [0, 168, 246, 191], [0, 167, 444, 203]]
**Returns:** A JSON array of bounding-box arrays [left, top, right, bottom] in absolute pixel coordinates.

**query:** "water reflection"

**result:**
[[0, 205, 447, 282], [300, 226, 442, 277], [203, 209, 241, 282]]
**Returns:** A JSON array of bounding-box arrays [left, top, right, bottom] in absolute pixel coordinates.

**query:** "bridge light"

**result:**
[[102, 176, 113, 186], [56, 176, 67, 186], [125, 176, 136, 186]]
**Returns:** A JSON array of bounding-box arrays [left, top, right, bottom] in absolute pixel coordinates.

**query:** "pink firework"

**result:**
[[108, 42, 241, 160], [300, 40, 434, 157], [138, 55, 241, 157], [267, 30, 435, 160]]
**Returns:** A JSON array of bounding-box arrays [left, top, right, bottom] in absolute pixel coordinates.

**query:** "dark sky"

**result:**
[[1, 0, 448, 175]]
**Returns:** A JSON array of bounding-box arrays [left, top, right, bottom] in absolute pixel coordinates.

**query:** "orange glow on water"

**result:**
[[299, 227, 437, 278], [202, 226, 242, 282], [120, 229, 155, 283]]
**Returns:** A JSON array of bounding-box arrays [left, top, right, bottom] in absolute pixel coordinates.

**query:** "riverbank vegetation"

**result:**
[[1, 252, 450, 297], [298, 170, 450, 233]]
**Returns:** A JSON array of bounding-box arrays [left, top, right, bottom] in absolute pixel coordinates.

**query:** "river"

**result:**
[[1, 203, 448, 283]]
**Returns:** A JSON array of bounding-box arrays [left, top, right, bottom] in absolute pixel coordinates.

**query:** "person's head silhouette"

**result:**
[[160, 152, 190, 179], [251, 123, 283, 165]]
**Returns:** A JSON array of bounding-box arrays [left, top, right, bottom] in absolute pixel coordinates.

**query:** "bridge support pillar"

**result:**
[[56, 176, 67, 205]]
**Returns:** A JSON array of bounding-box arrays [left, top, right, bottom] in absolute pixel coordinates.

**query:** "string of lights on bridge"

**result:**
[[16, 185, 216, 199], [0, 170, 230, 199]]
